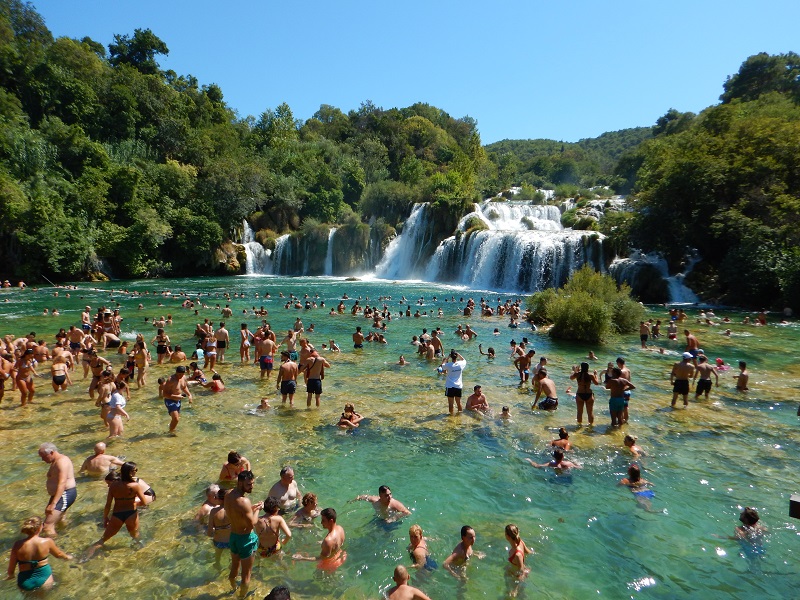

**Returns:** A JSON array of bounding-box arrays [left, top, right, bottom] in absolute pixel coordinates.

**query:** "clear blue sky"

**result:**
[[34, 0, 800, 144]]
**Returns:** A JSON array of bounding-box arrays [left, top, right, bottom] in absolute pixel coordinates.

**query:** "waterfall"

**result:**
[[324, 228, 337, 276], [609, 251, 699, 304], [272, 234, 291, 275], [375, 204, 432, 279], [241, 220, 273, 275]]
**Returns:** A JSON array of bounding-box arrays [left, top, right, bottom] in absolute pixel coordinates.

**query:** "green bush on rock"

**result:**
[[526, 266, 644, 343]]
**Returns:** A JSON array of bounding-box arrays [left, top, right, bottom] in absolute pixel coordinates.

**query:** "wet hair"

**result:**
[[21, 516, 42, 535], [320, 507, 337, 522], [216, 488, 228, 501], [624, 434, 638, 445], [409, 524, 423, 538], [698, 355, 708, 363], [264, 496, 281, 515], [739, 361, 747, 369], [121, 461, 138, 482], [238, 470, 254, 482], [265, 585, 291, 600], [378, 485, 390, 495], [227, 451, 242, 465], [627, 464, 641, 482], [502, 406, 510, 412], [616, 357, 626, 365], [505, 523, 521, 543], [344, 403, 355, 413], [460, 525, 474, 538], [553, 449, 565, 461], [105, 470, 121, 482], [741, 507, 759, 526], [558, 427, 569, 439], [301, 492, 317, 507], [612, 367, 622, 377]]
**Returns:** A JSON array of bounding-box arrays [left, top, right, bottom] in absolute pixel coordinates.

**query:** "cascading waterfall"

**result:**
[[241, 220, 273, 275], [272, 234, 291, 275], [424, 200, 605, 292], [375, 204, 433, 279], [324, 228, 337, 276]]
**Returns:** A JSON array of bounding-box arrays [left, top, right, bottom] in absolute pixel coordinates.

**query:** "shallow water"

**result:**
[[1, 276, 798, 599]]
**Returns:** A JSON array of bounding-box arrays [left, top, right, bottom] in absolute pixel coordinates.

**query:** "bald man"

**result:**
[[79, 442, 124, 476], [387, 565, 432, 600]]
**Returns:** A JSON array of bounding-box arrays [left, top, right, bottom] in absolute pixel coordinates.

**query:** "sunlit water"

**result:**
[[1, 276, 798, 599]]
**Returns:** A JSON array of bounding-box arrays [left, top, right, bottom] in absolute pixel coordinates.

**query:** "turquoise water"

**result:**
[[0, 276, 798, 599]]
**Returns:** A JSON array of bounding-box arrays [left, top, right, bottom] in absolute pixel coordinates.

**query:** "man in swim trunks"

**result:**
[[514, 349, 536, 384], [441, 350, 466, 414], [605, 367, 635, 426], [355, 485, 412, 522], [292, 507, 346, 571], [162, 365, 193, 433], [276, 351, 299, 406], [39, 443, 77, 537], [693, 355, 719, 399], [671, 352, 696, 408], [216, 322, 230, 363], [256, 334, 276, 380], [736, 361, 749, 392], [79, 442, 124, 477], [684, 329, 699, 361], [532, 368, 558, 411], [352, 326, 365, 349], [224, 471, 263, 598], [81, 306, 92, 332], [301, 351, 330, 408]]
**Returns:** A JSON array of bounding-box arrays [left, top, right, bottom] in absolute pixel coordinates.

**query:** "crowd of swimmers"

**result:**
[[0, 284, 781, 597]]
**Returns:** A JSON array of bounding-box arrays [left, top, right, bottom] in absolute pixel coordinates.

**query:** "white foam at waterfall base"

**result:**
[[241, 220, 273, 275], [466, 200, 563, 232]]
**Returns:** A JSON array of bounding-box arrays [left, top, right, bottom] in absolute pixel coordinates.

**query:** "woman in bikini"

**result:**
[[8, 516, 72, 592], [207, 488, 231, 565], [14, 348, 37, 405], [134, 341, 148, 388], [204, 330, 218, 370], [152, 328, 170, 364], [256, 496, 292, 557], [505, 523, 533, 596], [219, 451, 251, 484], [50, 354, 71, 392], [240, 323, 253, 364], [569, 362, 599, 426], [408, 524, 437, 570], [88, 462, 147, 556]]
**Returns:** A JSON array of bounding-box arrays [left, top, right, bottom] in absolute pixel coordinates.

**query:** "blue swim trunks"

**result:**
[[229, 531, 258, 559], [213, 540, 230, 550], [634, 489, 655, 499], [164, 399, 181, 414], [609, 397, 625, 412]]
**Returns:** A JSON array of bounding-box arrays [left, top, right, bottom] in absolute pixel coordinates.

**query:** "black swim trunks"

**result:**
[[445, 387, 463, 398], [280, 380, 297, 395], [695, 379, 712, 395], [307, 378, 322, 395], [673, 379, 690, 394]]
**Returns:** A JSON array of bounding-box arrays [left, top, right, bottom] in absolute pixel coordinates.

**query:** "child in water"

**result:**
[[338, 403, 363, 428]]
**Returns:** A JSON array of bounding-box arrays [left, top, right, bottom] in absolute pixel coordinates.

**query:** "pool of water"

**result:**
[[1, 276, 798, 599]]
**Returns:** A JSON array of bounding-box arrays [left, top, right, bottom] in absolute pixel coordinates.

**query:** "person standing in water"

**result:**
[[224, 471, 263, 598], [439, 350, 467, 414], [570, 362, 599, 426], [7, 516, 73, 592]]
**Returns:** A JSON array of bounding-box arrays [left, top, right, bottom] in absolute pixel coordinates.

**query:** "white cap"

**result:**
[[682, 352, 693, 359]]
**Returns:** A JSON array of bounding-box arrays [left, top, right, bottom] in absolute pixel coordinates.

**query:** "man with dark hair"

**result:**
[[355, 485, 412, 521], [440, 350, 466, 414], [225, 471, 263, 598], [443, 525, 481, 579], [264, 586, 291, 600], [292, 507, 346, 570]]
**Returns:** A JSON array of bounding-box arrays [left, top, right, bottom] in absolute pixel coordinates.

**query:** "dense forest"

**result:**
[[1, 1, 798, 307]]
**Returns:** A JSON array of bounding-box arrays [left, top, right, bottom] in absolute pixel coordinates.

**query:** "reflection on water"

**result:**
[[0, 277, 798, 599]]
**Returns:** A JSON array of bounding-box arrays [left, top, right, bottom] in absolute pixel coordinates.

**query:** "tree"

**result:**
[[721, 52, 800, 104], [108, 28, 168, 75]]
